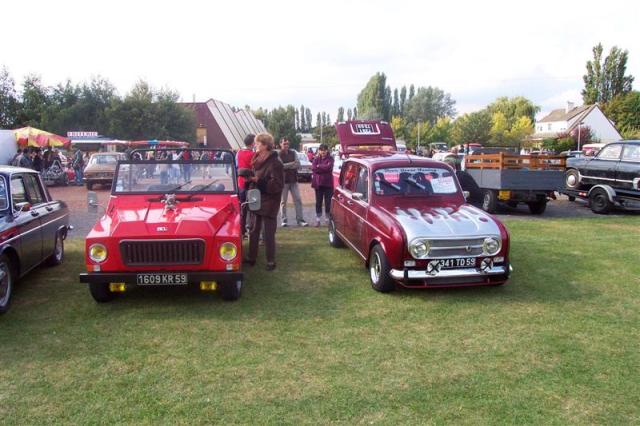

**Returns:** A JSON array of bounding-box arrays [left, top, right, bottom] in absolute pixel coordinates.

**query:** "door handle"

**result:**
[[45, 206, 54, 212], [30, 210, 40, 217], [346, 200, 354, 206]]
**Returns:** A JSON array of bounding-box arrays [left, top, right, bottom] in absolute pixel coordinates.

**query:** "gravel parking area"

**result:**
[[49, 183, 634, 239]]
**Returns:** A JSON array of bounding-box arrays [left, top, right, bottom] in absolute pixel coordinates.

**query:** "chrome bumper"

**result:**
[[390, 265, 510, 280]]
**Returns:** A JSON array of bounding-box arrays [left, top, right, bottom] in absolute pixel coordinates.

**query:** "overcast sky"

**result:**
[[3, 0, 639, 120]]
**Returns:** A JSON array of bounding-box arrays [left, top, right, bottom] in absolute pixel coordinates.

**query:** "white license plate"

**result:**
[[436, 257, 476, 269], [136, 273, 188, 286]]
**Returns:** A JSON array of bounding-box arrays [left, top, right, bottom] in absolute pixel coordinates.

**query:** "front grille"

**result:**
[[120, 239, 204, 266], [428, 238, 485, 258]]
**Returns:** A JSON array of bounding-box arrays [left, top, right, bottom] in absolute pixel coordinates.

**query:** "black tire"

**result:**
[[220, 280, 242, 301], [86, 181, 93, 191], [481, 189, 498, 213], [328, 219, 345, 248], [527, 199, 547, 215], [565, 169, 582, 190], [89, 282, 116, 303], [45, 232, 65, 266], [568, 196, 576, 202], [0, 254, 15, 315], [368, 245, 395, 293], [589, 188, 612, 214]]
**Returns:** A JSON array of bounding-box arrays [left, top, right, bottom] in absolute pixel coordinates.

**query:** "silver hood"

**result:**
[[386, 204, 501, 241]]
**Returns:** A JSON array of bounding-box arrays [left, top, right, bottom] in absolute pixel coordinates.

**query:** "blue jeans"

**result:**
[[74, 166, 83, 184]]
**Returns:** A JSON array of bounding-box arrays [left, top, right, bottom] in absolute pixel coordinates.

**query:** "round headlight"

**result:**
[[219, 242, 238, 261], [483, 237, 501, 255], [89, 243, 108, 263], [409, 240, 430, 258]]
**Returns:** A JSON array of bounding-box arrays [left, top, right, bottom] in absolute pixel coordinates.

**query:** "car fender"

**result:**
[[588, 184, 616, 202], [0, 245, 21, 277]]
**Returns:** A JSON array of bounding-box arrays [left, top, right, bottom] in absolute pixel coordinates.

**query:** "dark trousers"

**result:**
[[315, 186, 333, 217], [248, 214, 277, 264], [239, 189, 248, 235]]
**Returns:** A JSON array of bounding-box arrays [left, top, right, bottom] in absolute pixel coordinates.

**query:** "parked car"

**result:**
[[564, 140, 640, 213], [296, 150, 312, 182], [79, 149, 260, 303], [329, 155, 512, 291], [83, 152, 126, 190], [0, 166, 71, 314]]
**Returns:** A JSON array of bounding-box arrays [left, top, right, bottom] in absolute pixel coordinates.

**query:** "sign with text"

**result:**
[[67, 131, 98, 138], [351, 123, 380, 135]]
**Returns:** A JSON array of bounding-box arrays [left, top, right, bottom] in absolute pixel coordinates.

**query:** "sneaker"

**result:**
[[266, 262, 276, 271], [298, 220, 309, 227], [281, 222, 288, 227], [315, 218, 321, 227]]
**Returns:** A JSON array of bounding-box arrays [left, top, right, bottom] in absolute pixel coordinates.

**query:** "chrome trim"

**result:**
[[390, 265, 507, 280], [0, 213, 69, 246]]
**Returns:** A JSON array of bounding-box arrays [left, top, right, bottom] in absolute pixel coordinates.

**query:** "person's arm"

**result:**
[[256, 160, 284, 195], [282, 155, 300, 170], [314, 157, 333, 174]]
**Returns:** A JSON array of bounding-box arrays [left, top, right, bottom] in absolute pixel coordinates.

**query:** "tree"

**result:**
[[337, 106, 345, 122], [356, 72, 388, 120], [408, 84, 415, 101], [399, 86, 407, 115], [390, 116, 408, 141], [486, 96, 540, 127], [450, 111, 492, 144], [326, 113, 331, 125], [353, 106, 357, 119], [18, 74, 50, 127], [316, 112, 322, 128], [295, 109, 300, 130], [0, 66, 19, 128], [490, 112, 533, 147], [392, 88, 400, 117], [383, 85, 392, 121], [347, 108, 353, 121], [262, 105, 299, 148], [404, 86, 456, 125], [299, 104, 306, 131], [305, 108, 312, 131], [604, 91, 640, 136], [582, 43, 634, 104], [430, 117, 453, 145]]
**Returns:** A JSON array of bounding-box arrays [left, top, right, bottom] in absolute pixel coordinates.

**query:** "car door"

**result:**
[[580, 144, 622, 185], [10, 175, 42, 272], [350, 165, 370, 255], [333, 161, 359, 248], [616, 144, 640, 191], [24, 173, 58, 259]]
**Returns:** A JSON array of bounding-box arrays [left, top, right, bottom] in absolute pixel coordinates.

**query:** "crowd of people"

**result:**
[[8, 146, 87, 186]]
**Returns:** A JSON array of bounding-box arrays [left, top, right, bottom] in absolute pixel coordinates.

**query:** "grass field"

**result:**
[[1, 217, 639, 424]]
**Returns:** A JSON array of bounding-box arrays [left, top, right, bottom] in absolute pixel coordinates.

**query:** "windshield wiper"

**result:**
[[185, 179, 221, 200], [165, 180, 192, 193], [402, 177, 427, 192]]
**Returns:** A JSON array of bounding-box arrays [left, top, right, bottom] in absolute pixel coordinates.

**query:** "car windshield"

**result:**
[[90, 154, 120, 165], [112, 150, 237, 194], [373, 167, 458, 196], [0, 177, 8, 211]]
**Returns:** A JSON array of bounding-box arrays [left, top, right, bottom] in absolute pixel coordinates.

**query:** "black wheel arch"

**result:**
[[1, 246, 20, 278]]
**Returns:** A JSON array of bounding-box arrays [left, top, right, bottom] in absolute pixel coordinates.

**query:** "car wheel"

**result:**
[[565, 169, 582, 190], [86, 181, 93, 191], [89, 282, 116, 303], [527, 199, 547, 215], [481, 190, 498, 213], [567, 196, 576, 202], [220, 280, 242, 301], [589, 188, 612, 214], [368, 245, 395, 293], [328, 219, 345, 248], [45, 232, 65, 266], [0, 254, 15, 314]]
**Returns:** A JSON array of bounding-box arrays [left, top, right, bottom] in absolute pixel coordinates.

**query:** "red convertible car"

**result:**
[[79, 149, 259, 303], [328, 121, 511, 292]]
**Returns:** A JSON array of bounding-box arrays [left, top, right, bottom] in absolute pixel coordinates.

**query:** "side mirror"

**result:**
[[14, 201, 31, 213], [352, 192, 364, 201], [87, 191, 99, 213], [463, 191, 470, 200], [246, 188, 261, 212]]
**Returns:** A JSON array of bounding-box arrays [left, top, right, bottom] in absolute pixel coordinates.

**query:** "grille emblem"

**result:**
[[157, 226, 168, 232], [465, 245, 472, 253]]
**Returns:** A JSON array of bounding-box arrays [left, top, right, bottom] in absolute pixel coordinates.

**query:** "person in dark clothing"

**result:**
[[18, 148, 33, 169], [244, 132, 284, 271], [32, 148, 43, 172], [278, 138, 308, 227], [311, 144, 334, 226]]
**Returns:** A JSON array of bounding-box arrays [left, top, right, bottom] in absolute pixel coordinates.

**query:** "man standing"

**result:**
[[72, 147, 85, 185], [278, 138, 308, 227]]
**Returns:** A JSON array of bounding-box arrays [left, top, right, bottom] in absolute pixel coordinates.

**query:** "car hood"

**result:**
[[381, 204, 501, 241], [91, 200, 236, 238]]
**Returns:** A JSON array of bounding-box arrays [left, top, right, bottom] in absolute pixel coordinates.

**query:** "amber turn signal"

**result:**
[[200, 281, 217, 291]]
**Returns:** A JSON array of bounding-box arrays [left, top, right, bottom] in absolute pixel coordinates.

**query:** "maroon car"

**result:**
[[328, 121, 511, 292]]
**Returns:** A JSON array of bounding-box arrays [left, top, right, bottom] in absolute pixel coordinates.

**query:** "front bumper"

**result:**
[[79, 271, 243, 285], [389, 264, 512, 287]]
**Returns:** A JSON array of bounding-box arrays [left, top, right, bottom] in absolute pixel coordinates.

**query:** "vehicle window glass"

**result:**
[[598, 144, 622, 160], [341, 162, 359, 192], [90, 155, 119, 165], [24, 174, 46, 205], [622, 144, 640, 162], [373, 167, 458, 196], [0, 178, 8, 210], [355, 166, 369, 202], [10, 176, 28, 206]]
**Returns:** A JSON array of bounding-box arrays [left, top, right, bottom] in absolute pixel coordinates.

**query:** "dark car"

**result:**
[[0, 166, 71, 314], [565, 141, 640, 213]]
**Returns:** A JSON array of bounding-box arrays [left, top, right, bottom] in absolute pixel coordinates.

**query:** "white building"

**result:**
[[532, 102, 622, 143]]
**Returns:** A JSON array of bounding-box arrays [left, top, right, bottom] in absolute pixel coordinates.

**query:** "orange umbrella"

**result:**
[[14, 126, 71, 148]]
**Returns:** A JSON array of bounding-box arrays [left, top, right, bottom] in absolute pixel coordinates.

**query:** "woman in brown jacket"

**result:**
[[244, 133, 284, 271]]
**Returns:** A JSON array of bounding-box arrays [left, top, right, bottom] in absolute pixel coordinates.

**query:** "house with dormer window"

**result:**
[[531, 102, 621, 143]]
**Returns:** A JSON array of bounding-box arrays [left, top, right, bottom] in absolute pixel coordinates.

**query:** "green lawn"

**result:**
[[1, 218, 639, 424]]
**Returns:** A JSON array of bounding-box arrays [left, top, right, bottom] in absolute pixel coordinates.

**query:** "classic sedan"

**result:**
[[83, 152, 126, 190], [328, 155, 511, 292], [0, 166, 71, 314]]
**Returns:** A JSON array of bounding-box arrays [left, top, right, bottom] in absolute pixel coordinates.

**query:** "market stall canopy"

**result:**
[[14, 126, 71, 148]]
